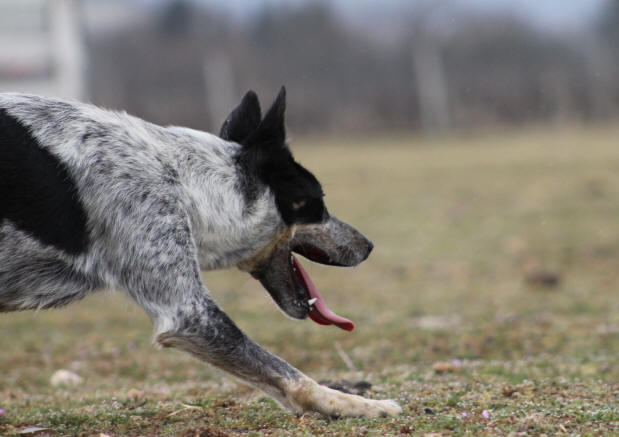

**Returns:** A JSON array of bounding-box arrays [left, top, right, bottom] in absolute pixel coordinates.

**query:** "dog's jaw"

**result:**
[[241, 232, 313, 321], [234, 215, 373, 329]]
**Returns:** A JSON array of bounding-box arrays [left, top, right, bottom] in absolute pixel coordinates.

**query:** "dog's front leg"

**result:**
[[154, 293, 401, 418], [116, 213, 399, 417]]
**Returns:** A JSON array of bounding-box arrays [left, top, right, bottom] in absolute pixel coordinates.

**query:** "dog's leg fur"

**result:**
[[154, 291, 401, 417], [90, 193, 399, 418], [115, 218, 399, 417]]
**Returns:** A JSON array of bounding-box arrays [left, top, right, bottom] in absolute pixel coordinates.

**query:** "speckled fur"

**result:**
[[0, 92, 400, 417]]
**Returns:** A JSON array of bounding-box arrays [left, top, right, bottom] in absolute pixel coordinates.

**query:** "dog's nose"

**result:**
[[366, 240, 374, 254]]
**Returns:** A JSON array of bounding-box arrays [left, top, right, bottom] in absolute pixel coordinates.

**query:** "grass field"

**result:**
[[1, 125, 618, 436]]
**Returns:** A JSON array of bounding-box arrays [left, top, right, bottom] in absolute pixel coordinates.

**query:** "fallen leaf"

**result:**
[[524, 268, 560, 288], [127, 388, 145, 403]]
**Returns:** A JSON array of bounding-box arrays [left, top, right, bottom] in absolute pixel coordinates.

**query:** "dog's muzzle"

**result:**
[[248, 215, 373, 330]]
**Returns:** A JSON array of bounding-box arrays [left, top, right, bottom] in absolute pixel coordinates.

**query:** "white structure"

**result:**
[[0, 0, 86, 100]]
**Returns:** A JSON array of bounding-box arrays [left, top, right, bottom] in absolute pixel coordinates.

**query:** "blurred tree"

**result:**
[[442, 15, 587, 126], [586, 0, 619, 119], [597, 0, 619, 53], [86, 1, 617, 134], [89, 2, 232, 129], [244, 3, 415, 132], [159, 0, 192, 38], [408, 3, 451, 132]]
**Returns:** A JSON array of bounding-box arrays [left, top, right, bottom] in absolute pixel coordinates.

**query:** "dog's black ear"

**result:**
[[220, 90, 261, 143], [248, 86, 286, 148]]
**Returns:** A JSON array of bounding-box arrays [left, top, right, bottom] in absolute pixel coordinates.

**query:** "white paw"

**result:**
[[334, 395, 402, 418], [363, 398, 403, 418], [283, 376, 402, 418]]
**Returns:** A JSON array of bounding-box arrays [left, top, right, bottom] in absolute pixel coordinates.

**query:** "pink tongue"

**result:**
[[292, 256, 355, 331]]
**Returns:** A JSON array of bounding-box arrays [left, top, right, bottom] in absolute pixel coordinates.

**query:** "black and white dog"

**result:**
[[0, 88, 401, 417]]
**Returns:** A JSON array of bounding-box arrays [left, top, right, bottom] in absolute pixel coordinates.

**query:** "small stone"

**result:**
[[50, 370, 83, 387], [127, 388, 145, 403]]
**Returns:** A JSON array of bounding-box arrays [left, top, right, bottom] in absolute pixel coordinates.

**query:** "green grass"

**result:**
[[1, 124, 618, 436]]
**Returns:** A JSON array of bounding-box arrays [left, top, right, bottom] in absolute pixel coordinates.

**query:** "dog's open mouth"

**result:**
[[290, 254, 354, 331], [249, 217, 372, 332], [291, 242, 346, 266]]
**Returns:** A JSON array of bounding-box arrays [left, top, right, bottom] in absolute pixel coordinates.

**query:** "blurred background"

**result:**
[[1, 0, 618, 133], [1, 1, 618, 434]]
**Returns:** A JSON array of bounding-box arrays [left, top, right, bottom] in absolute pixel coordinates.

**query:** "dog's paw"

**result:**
[[338, 396, 402, 418], [283, 376, 402, 418], [361, 398, 403, 417]]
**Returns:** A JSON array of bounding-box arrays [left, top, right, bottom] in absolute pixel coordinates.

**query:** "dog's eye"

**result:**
[[293, 198, 325, 224], [291, 200, 307, 210]]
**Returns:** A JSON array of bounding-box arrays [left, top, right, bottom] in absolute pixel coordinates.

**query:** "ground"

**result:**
[[0, 125, 617, 436]]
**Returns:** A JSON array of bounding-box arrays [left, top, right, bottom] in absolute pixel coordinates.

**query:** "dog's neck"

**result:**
[[165, 126, 285, 271]]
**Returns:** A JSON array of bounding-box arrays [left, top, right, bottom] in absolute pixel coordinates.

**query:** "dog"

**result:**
[[0, 88, 401, 417]]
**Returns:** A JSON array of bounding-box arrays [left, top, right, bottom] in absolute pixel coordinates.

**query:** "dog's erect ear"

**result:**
[[248, 86, 286, 148], [220, 90, 262, 143], [235, 87, 326, 225]]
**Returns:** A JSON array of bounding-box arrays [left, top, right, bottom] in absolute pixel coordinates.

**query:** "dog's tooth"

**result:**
[[308, 298, 318, 306]]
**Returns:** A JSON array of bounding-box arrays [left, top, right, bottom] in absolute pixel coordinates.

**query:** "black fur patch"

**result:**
[[228, 88, 326, 225], [0, 109, 89, 254], [254, 147, 325, 225], [220, 90, 262, 144]]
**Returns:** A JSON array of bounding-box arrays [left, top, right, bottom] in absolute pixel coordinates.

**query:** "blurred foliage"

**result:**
[[88, 0, 619, 134], [597, 0, 619, 51]]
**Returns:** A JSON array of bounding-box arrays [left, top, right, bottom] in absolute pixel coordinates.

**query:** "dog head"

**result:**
[[221, 88, 373, 330]]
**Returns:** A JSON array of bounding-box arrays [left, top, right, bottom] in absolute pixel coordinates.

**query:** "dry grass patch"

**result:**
[[1, 124, 618, 435]]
